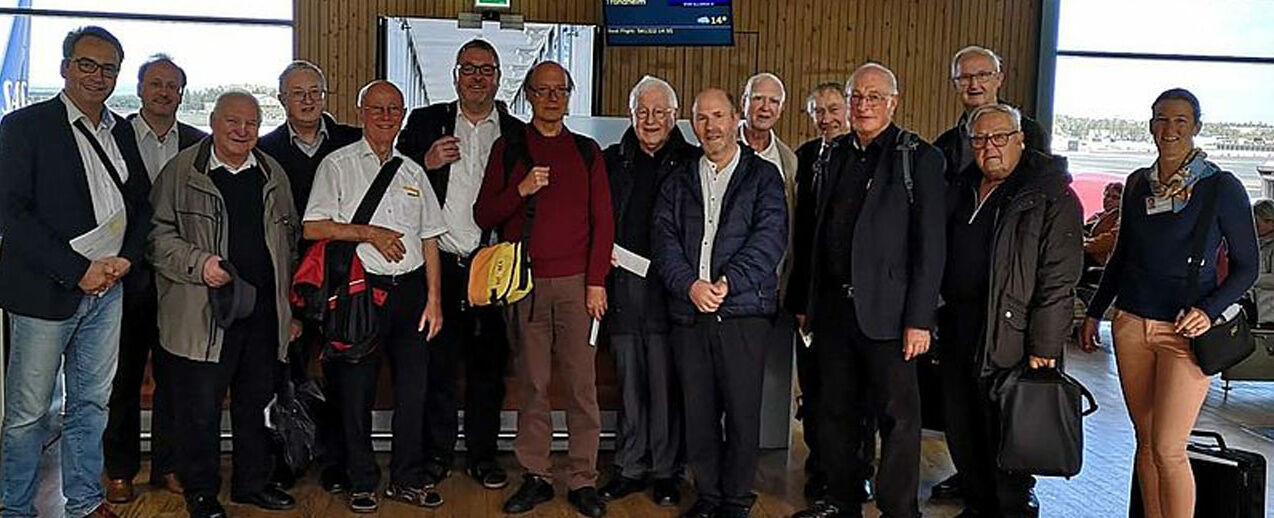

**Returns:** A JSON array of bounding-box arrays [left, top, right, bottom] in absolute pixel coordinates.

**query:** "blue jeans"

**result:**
[[2, 286, 121, 518]]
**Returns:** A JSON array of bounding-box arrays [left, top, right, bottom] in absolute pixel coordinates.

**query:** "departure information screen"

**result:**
[[604, 0, 733, 46]]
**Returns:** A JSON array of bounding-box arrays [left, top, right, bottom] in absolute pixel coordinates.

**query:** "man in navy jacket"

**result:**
[[651, 88, 787, 518], [0, 26, 150, 518]]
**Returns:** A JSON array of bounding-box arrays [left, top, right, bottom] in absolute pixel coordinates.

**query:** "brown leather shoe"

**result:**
[[152, 472, 185, 495], [86, 503, 120, 517], [104, 478, 134, 504]]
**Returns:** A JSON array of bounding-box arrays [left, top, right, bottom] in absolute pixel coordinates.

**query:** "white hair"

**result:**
[[211, 90, 260, 120], [356, 80, 403, 108], [278, 60, 327, 94], [965, 103, 1022, 134], [845, 63, 899, 95], [628, 75, 679, 114], [742, 72, 786, 109], [950, 45, 1002, 78]]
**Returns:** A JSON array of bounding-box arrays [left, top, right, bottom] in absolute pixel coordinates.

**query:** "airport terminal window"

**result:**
[[383, 17, 597, 118], [0, 0, 293, 131], [1052, 0, 1274, 199]]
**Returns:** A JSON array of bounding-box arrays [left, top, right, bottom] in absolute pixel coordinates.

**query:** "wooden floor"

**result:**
[[30, 325, 1274, 517]]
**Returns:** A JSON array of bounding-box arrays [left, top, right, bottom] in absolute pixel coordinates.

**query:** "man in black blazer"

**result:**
[[395, 38, 524, 491], [256, 60, 360, 490], [788, 63, 946, 518], [104, 53, 206, 503], [0, 26, 150, 518]]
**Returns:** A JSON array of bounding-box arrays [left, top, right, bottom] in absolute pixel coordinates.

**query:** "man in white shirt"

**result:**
[[303, 80, 445, 514], [0, 26, 150, 518], [739, 72, 798, 205], [104, 53, 206, 502], [396, 39, 524, 491]]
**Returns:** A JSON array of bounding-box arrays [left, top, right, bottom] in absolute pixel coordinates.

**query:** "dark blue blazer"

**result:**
[[651, 144, 789, 325], [0, 96, 151, 319]]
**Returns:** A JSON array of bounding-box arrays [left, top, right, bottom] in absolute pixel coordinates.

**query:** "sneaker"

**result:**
[[348, 491, 378, 513], [384, 482, 444, 508]]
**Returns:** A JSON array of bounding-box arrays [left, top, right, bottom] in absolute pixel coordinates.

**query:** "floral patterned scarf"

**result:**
[[1145, 148, 1219, 213]]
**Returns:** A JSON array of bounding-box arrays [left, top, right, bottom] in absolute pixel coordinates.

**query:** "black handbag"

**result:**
[[991, 364, 1098, 477], [1184, 178, 1255, 376]]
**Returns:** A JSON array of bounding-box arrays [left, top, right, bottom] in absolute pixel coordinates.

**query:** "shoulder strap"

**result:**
[[896, 131, 919, 204], [572, 133, 596, 171], [73, 119, 128, 194], [1184, 176, 1224, 308], [351, 157, 403, 226]]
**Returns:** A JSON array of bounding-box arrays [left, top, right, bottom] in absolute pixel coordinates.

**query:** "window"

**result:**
[[1049, 0, 1274, 202], [0, 0, 293, 131], [383, 17, 597, 118]]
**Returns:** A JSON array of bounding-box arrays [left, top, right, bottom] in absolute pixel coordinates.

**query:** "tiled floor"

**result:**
[[26, 325, 1274, 517]]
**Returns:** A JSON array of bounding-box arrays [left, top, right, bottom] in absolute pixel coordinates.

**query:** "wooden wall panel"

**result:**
[[295, 0, 1043, 144]]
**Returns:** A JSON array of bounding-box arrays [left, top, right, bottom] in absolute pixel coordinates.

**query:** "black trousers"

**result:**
[[938, 309, 1036, 517], [672, 315, 769, 511], [324, 268, 430, 491], [169, 305, 277, 500], [422, 253, 508, 467], [795, 315, 879, 486], [610, 330, 682, 480], [104, 283, 176, 480], [812, 290, 921, 517]]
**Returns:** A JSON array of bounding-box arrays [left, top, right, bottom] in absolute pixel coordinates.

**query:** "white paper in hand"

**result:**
[[613, 245, 650, 278], [589, 318, 600, 347]]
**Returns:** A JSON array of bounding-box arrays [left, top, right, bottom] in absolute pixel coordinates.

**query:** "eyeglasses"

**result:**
[[456, 63, 499, 77], [70, 57, 119, 78], [848, 92, 892, 107], [634, 107, 674, 121], [953, 71, 998, 87], [528, 86, 571, 99], [285, 88, 327, 101], [970, 130, 1021, 149], [362, 105, 404, 118]]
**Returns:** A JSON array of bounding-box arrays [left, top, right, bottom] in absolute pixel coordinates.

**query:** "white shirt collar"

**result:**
[[209, 148, 259, 174], [136, 113, 178, 142], [737, 123, 776, 155], [701, 145, 741, 176], [457, 104, 500, 128], [287, 117, 329, 143], [357, 137, 402, 164], [61, 91, 114, 131]]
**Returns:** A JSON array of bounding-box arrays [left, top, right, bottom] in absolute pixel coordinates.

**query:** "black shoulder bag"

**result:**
[[992, 363, 1099, 477], [307, 157, 403, 363], [1186, 178, 1255, 376]]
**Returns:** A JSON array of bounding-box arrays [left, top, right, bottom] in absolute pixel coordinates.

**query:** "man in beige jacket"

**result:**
[[148, 91, 300, 518]]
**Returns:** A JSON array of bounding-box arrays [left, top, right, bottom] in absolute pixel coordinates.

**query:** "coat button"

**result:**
[[1005, 310, 1013, 319]]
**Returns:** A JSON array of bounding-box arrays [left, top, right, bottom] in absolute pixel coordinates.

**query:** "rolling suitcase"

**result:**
[[1128, 430, 1266, 517]]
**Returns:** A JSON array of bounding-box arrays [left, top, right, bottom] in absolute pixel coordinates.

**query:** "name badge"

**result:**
[[1145, 196, 1172, 215], [403, 185, 421, 197]]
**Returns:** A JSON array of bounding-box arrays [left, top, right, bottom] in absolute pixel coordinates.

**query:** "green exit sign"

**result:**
[[476, 0, 510, 8]]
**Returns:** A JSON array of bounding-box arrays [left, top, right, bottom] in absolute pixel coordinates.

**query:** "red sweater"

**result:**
[[474, 125, 614, 286]]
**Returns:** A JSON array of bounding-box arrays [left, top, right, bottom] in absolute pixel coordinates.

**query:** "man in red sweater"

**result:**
[[474, 60, 614, 517]]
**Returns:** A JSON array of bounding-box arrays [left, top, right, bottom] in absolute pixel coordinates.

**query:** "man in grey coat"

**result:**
[[148, 92, 300, 518]]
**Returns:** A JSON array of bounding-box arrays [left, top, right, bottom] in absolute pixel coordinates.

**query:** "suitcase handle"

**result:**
[[1188, 430, 1228, 451]]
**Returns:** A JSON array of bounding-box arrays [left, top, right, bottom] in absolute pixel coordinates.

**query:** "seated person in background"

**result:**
[[1083, 181, 1122, 267], [1251, 199, 1274, 327]]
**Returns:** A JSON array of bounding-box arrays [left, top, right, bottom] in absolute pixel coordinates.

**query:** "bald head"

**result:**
[[210, 91, 261, 167], [357, 80, 406, 150]]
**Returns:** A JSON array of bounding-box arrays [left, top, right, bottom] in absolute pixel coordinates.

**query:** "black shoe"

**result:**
[[348, 491, 378, 513], [717, 504, 753, 518], [568, 486, 608, 517], [384, 482, 444, 507], [792, 500, 853, 518], [321, 465, 350, 494], [931, 472, 963, 500], [803, 471, 828, 501], [467, 459, 509, 489], [1018, 488, 1041, 517], [230, 486, 297, 511], [680, 499, 717, 518], [857, 478, 874, 503], [503, 474, 555, 513], [598, 475, 646, 500], [186, 494, 227, 518], [651, 477, 681, 507], [423, 457, 452, 485]]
